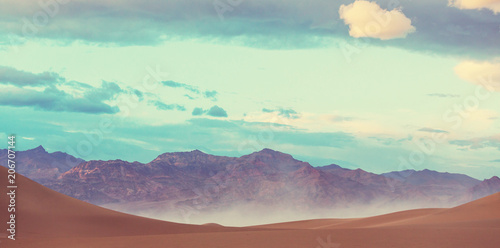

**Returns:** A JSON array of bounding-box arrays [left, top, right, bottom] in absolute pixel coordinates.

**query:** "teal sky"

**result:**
[[1, 0, 499, 179]]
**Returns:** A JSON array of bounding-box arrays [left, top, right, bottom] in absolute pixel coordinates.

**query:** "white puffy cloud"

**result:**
[[449, 0, 500, 14], [339, 0, 416, 40], [454, 60, 500, 91]]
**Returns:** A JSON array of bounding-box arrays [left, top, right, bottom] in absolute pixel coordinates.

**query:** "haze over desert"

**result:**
[[1, 166, 499, 248]]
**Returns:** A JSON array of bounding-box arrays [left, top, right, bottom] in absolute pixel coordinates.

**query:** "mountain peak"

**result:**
[[487, 176, 500, 182], [248, 148, 295, 159], [190, 149, 206, 154], [258, 148, 280, 153], [239, 148, 303, 166], [28, 145, 46, 153], [318, 164, 343, 170]]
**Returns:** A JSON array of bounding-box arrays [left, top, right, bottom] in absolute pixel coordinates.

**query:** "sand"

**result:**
[[1, 166, 499, 248]]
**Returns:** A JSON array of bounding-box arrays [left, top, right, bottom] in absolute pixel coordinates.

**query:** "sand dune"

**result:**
[[1, 167, 499, 248], [0, 167, 240, 239]]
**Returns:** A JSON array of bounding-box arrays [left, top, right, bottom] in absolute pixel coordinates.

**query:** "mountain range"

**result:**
[[1, 146, 499, 222], [3, 164, 500, 248]]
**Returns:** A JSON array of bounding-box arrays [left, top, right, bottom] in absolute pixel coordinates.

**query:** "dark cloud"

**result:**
[[192, 105, 228, 117], [0, 85, 119, 114], [418, 128, 449, 134], [1, 0, 498, 58], [0, 67, 132, 114], [0, 66, 63, 87], [149, 100, 186, 111], [262, 108, 300, 119]]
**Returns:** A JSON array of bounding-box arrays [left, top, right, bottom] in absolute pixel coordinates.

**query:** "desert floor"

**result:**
[[2, 167, 499, 248]]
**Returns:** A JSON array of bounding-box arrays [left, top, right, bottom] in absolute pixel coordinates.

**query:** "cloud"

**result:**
[[0, 67, 130, 114], [0, 0, 499, 58], [161, 80, 218, 100], [330, 115, 355, 122], [203, 90, 218, 101], [262, 108, 300, 119], [427, 93, 461, 98], [448, 0, 500, 14], [161, 80, 200, 94], [454, 60, 500, 91], [450, 135, 500, 150], [0, 85, 119, 114], [192, 105, 228, 118], [149, 100, 186, 111], [84, 81, 123, 102], [339, 0, 416, 40], [184, 94, 195, 100], [0, 0, 500, 59], [129, 88, 144, 101], [192, 107, 205, 116], [207, 105, 228, 117], [418, 128, 449, 134], [0, 66, 63, 87]]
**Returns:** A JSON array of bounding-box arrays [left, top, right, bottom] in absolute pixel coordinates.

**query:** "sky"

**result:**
[[0, 0, 499, 179]]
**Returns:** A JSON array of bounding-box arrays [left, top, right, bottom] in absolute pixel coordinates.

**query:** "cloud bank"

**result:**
[[0, 0, 499, 58], [0, 67, 125, 114]]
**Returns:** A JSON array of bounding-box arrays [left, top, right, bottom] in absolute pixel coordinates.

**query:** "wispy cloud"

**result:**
[[161, 80, 200, 94], [203, 90, 218, 101], [418, 127, 449, 134], [262, 108, 300, 119], [450, 135, 500, 150], [148, 100, 186, 111], [427, 93, 460, 98], [161, 80, 218, 101]]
